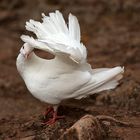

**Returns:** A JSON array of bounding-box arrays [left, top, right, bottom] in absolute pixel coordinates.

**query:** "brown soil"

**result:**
[[0, 0, 140, 139]]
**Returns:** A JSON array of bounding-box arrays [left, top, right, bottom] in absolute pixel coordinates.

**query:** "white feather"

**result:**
[[21, 10, 86, 63], [69, 13, 80, 41], [73, 67, 124, 96]]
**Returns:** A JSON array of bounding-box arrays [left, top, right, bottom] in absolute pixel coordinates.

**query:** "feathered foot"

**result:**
[[43, 106, 64, 125]]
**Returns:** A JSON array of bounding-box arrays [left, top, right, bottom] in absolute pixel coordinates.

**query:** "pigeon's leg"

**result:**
[[43, 106, 54, 117], [45, 106, 65, 125]]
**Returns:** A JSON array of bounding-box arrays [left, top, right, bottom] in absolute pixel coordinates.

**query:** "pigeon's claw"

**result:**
[[46, 112, 65, 125], [43, 106, 54, 118], [43, 107, 65, 125]]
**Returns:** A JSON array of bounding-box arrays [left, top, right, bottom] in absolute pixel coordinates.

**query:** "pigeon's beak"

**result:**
[[25, 53, 29, 59], [20, 43, 34, 59], [24, 51, 33, 59], [20, 49, 30, 59]]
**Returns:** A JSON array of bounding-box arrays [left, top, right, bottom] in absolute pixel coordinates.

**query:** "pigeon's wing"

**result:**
[[46, 67, 123, 101], [21, 10, 87, 64], [72, 67, 124, 99], [42, 70, 91, 104]]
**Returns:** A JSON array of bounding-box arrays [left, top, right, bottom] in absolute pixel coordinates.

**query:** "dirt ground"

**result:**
[[0, 0, 140, 139]]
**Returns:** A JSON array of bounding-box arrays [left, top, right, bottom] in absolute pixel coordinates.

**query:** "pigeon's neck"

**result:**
[[16, 52, 38, 76]]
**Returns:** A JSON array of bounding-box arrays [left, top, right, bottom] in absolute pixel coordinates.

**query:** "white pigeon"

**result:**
[[16, 10, 124, 124]]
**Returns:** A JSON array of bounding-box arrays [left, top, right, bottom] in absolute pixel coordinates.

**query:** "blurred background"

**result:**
[[0, 0, 140, 139]]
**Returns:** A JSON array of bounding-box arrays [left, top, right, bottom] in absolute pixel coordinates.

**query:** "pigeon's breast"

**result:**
[[24, 72, 61, 104]]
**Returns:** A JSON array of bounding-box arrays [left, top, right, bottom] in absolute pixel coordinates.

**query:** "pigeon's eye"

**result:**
[[22, 46, 24, 49]]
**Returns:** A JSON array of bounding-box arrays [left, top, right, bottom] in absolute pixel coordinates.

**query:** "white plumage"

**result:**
[[21, 10, 87, 63], [16, 10, 124, 124]]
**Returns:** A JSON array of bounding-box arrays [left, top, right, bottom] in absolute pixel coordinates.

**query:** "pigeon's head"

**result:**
[[20, 43, 34, 59]]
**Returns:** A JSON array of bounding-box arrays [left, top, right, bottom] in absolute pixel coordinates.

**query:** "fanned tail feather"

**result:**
[[69, 13, 80, 41], [21, 10, 87, 63]]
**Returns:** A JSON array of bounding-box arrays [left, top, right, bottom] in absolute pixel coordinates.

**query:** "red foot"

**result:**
[[43, 108, 65, 125], [45, 114, 65, 125], [43, 106, 53, 117]]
